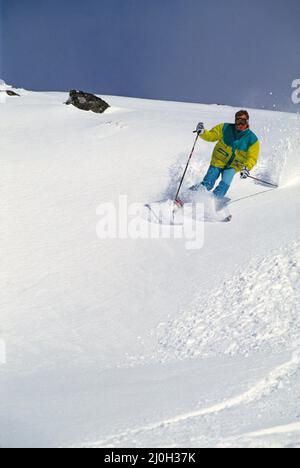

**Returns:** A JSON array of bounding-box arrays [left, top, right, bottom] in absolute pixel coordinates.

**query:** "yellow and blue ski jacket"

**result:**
[[200, 123, 260, 172]]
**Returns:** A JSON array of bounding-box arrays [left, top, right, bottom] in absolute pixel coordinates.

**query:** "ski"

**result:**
[[145, 201, 232, 224], [176, 198, 232, 223], [144, 203, 164, 224]]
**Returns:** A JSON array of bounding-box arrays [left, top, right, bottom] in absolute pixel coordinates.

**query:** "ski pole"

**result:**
[[247, 174, 278, 188], [174, 131, 199, 203]]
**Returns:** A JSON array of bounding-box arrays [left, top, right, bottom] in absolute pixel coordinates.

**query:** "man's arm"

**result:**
[[200, 124, 224, 143], [246, 140, 260, 170]]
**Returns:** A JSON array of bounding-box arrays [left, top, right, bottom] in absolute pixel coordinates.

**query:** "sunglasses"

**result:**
[[235, 118, 248, 126]]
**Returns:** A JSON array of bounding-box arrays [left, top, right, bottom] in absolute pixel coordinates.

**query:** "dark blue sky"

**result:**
[[1, 0, 300, 111]]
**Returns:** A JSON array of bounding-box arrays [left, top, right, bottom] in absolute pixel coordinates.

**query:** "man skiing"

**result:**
[[190, 110, 260, 199]]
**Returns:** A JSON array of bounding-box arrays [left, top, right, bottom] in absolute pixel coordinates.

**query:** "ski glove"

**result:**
[[196, 122, 205, 135], [240, 167, 250, 179]]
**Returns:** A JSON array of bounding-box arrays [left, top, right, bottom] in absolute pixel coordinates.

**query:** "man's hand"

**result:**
[[240, 167, 250, 179], [195, 122, 205, 135]]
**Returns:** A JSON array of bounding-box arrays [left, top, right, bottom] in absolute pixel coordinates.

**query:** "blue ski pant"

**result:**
[[202, 166, 236, 199]]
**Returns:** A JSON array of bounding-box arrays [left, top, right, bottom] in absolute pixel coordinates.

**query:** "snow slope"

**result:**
[[1, 86, 300, 448]]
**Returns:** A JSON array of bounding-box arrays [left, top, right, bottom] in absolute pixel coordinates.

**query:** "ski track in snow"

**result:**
[[79, 356, 300, 448], [218, 422, 300, 448]]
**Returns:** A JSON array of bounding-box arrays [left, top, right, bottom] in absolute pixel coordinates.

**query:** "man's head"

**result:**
[[235, 110, 249, 131]]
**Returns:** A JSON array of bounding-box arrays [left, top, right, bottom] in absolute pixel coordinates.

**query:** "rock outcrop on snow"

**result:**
[[0, 80, 20, 97], [65, 89, 110, 113], [4, 90, 20, 97]]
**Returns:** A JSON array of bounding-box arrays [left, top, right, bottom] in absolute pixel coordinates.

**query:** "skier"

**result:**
[[190, 110, 260, 200]]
